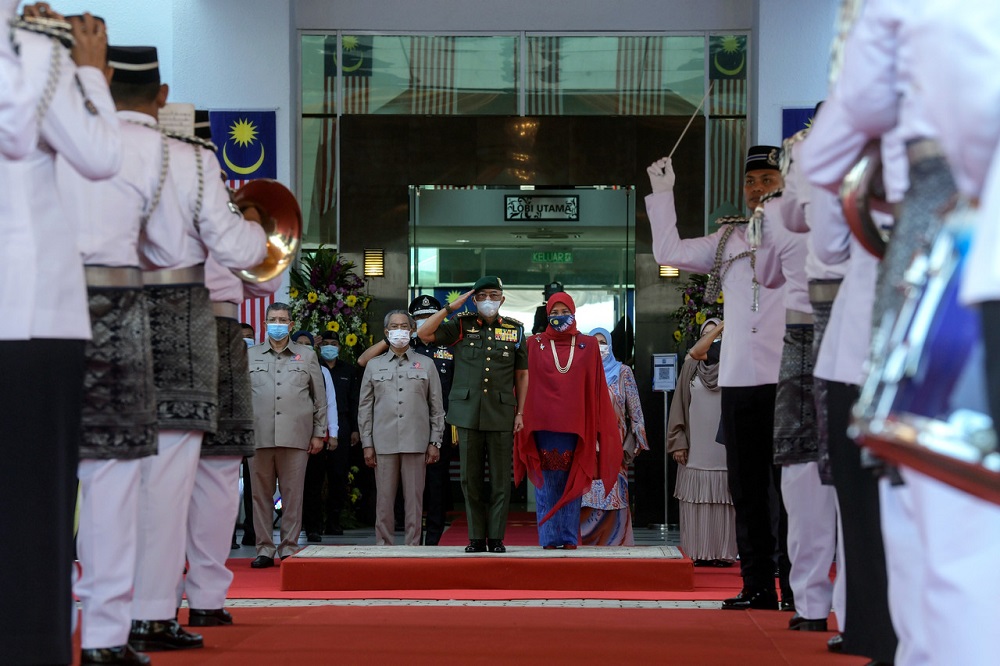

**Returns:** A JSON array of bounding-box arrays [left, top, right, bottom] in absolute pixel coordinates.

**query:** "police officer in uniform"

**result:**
[[417, 277, 529, 553]]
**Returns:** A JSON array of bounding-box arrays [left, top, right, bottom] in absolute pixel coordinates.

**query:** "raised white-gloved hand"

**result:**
[[646, 157, 676, 194]]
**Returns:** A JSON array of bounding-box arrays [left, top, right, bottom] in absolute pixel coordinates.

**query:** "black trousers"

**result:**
[[423, 427, 455, 545], [303, 438, 351, 532], [982, 301, 1000, 429], [0, 339, 85, 665], [240, 457, 255, 542], [720, 384, 790, 593], [826, 381, 897, 663]]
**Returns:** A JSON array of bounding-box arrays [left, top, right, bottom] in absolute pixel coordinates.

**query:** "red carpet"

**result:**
[[437, 512, 539, 546], [77, 606, 862, 666]]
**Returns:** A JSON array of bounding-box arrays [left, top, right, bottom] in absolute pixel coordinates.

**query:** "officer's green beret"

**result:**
[[473, 275, 503, 292]]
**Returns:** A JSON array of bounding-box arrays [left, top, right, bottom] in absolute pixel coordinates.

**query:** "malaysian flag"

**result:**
[[615, 36, 667, 115], [408, 36, 457, 114], [708, 35, 748, 218], [525, 36, 562, 115]]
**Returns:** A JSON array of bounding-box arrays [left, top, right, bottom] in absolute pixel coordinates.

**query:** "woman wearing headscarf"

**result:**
[[580, 327, 648, 546], [667, 318, 737, 566], [514, 292, 622, 549]]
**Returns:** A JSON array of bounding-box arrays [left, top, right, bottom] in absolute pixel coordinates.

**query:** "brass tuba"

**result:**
[[232, 179, 302, 283], [840, 139, 895, 258]]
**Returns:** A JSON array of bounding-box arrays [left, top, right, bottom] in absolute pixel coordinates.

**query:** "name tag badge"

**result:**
[[466, 333, 481, 340], [502, 351, 510, 357]]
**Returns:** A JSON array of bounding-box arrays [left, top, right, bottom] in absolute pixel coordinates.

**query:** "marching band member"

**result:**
[[0, 6, 121, 664], [646, 148, 791, 611], [121, 47, 266, 652], [175, 110, 285, 629]]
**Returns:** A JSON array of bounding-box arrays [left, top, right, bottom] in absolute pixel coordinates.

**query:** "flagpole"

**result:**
[[667, 81, 715, 159]]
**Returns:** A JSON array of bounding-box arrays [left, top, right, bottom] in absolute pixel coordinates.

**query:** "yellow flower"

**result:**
[[307, 291, 318, 303], [363, 297, 371, 309], [695, 311, 707, 325], [716, 292, 724, 304], [289, 287, 299, 299], [683, 293, 690, 304], [361, 323, 367, 334], [346, 294, 358, 307], [673, 330, 682, 342], [344, 333, 358, 347], [326, 321, 339, 332]]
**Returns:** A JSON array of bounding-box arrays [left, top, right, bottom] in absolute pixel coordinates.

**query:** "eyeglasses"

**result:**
[[473, 292, 502, 302]]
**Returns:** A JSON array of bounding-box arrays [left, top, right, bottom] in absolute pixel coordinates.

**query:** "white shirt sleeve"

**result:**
[[645, 190, 722, 273], [322, 365, 338, 437]]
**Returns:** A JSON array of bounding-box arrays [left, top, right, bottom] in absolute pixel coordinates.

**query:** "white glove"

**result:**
[[646, 157, 676, 194]]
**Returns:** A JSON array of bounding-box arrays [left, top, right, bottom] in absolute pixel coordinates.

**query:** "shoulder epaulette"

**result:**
[[760, 189, 783, 204], [501, 316, 524, 327], [11, 17, 74, 49], [716, 215, 749, 225]]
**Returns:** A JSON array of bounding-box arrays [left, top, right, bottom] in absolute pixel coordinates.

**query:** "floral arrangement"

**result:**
[[671, 273, 724, 347], [288, 248, 373, 363]]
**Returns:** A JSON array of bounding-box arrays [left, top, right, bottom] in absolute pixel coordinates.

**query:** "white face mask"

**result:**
[[476, 299, 500, 318], [599, 343, 610, 358], [414, 318, 426, 330], [386, 329, 411, 348]]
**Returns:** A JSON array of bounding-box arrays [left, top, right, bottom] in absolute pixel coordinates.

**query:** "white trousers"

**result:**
[[879, 475, 929, 666], [75, 459, 142, 649], [907, 468, 1000, 666], [176, 456, 242, 610], [781, 462, 837, 620], [132, 430, 202, 621]]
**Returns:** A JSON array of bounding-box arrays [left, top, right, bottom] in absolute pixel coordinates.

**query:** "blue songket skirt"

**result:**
[[533, 431, 582, 548]]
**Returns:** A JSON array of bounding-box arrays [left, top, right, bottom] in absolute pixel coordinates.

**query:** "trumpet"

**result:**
[[232, 179, 301, 283]]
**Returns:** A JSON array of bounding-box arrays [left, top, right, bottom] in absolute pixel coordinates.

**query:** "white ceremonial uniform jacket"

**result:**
[[754, 197, 810, 314], [780, 142, 848, 284], [0, 3, 37, 159], [58, 112, 165, 267], [909, 2, 1000, 304], [140, 136, 265, 273], [0, 28, 121, 341], [646, 190, 785, 387]]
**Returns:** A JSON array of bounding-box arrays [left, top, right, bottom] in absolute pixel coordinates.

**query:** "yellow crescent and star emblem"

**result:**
[[336, 35, 365, 73], [222, 117, 265, 175], [713, 35, 746, 78]]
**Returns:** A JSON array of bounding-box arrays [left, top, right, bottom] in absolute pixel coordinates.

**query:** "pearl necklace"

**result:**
[[550, 335, 576, 374]]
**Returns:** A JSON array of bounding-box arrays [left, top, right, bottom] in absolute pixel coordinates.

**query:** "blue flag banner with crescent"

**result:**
[[210, 110, 277, 180]]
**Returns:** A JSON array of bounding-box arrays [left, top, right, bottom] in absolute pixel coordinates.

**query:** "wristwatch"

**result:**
[[430, 442, 442, 449]]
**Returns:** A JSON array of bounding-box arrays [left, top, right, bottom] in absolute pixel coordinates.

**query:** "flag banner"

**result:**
[[408, 36, 457, 115], [333, 34, 373, 115], [709, 118, 747, 220], [526, 36, 562, 115], [782, 107, 815, 140], [616, 36, 667, 116], [210, 110, 277, 180], [709, 35, 747, 117]]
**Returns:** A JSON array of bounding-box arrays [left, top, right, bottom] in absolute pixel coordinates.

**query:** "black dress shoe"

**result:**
[[81, 644, 151, 665], [721, 588, 779, 610], [250, 555, 274, 568], [325, 524, 344, 536], [465, 539, 487, 553], [129, 619, 203, 651], [779, 595, 795, 612], [307, 532, 322, 543], [188, 608, 234, 627], [827, 634, 844, 652], [231, 540, 240, 549], [487, 539, 506, 553], [788, 613, 828, 631]]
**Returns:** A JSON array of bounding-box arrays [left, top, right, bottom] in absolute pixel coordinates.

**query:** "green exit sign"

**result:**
[[532, 251, 573, 264]]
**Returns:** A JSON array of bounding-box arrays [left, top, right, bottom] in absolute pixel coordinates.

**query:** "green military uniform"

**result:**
[[434, 303, 527, 541]]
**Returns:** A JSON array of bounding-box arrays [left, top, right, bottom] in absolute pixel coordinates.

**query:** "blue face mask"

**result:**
[[319, 345, 339, 361], [243, 337, 255, 348], [548, 313, 574, 332], [267, 323, 290, 341]]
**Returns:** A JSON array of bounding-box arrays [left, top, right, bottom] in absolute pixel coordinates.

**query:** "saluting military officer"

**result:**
[[417, 276, 528, 553]]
